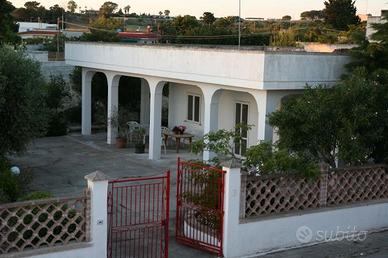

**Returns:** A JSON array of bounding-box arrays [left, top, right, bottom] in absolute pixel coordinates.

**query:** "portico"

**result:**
[[66, 42, 348, 160]]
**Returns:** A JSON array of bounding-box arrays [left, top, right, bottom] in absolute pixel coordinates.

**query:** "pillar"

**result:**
[[201, 86, 219, 161], [140, 79, 150, 126], [84, 171, 109, 258], [222, 163, 242, 258], [148, 78, 163, 160], [253, 91, 269, 142], [82, 69, 93, 135], [107, 74, 120, 144]]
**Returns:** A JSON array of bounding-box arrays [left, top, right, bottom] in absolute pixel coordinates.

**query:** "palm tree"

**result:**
[[164, 10, 170, 17]]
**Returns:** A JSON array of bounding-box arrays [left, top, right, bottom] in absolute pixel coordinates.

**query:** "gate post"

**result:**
[[222, 162, 242, 258], [85, 171, 109, 258]]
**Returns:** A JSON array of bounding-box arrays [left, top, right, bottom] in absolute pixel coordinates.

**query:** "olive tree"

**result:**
[[0, 46, 48, 157]]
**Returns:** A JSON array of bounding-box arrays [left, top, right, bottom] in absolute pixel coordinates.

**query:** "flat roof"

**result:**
[[65, 41, 348, 56]]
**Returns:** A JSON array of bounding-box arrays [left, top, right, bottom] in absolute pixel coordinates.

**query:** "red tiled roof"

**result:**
[[18, 30, 59, 35]]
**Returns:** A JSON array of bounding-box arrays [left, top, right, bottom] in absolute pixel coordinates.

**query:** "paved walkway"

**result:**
[[10, 134, 388, 258]]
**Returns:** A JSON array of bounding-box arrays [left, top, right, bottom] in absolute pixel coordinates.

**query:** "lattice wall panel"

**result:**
[[244, 175, 320, 218], [0, 193, 89, 255], [327, 166, 388, 206]]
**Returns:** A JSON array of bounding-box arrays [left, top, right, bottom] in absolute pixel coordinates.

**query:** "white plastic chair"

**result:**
[[127, 121, 141, 143], [161, 126, 170, 155]]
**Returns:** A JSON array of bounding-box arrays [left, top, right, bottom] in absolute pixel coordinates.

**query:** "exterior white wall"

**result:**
[[217, 90, 258, 147], [65, 42, 348, 90], [223, 167, 388, 258], [263, 52, 349, 90], [168, 83, 204, 137], [366, 15, 385, 40], [17, 22, 57, 32]]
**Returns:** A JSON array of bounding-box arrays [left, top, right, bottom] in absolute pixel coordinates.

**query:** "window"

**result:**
[[235, 103, 249, 156], [187, 95, 200, 123]]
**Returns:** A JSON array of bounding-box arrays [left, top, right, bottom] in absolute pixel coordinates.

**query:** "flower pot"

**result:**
[[115, 137, 127, 148], [134, 143, 145, 153]]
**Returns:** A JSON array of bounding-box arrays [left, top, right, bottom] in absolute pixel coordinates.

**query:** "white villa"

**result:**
[[65, 42, 348, 160]]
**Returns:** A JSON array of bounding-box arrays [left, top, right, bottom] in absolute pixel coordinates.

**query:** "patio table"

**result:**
[[163, 132, 194, 153]]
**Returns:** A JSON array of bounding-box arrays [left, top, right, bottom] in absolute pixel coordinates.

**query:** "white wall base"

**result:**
[[222, 167, 388, 258]]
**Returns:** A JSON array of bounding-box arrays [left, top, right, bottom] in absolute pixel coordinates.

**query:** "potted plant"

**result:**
[[133, 128, 146, 153], [108, 109, 128, 149]]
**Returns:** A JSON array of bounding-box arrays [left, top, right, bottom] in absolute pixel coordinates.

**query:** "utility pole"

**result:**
[[238, 0, 241, 49]]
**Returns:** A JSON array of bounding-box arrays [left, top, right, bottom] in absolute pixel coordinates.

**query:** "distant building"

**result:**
[[245, 17, 265, 21], [366, 10, 387, 40], [17, 22, 57, 33]]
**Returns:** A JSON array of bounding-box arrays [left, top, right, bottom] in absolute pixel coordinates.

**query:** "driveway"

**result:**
[[10, 133, 388, 258]]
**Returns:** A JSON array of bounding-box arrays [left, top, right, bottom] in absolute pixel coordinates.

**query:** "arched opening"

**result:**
[[91, 72, 108, 132]]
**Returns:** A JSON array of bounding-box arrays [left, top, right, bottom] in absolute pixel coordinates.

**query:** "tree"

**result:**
[[347, 13, 388, 73], [323, 0, 360, 30], [99, 1, 118, 18], [269, 68, 388, 168], [300, 10, 323, 21], [123, 5, 130, 14], [282, 15, 292, 21], [159, 11, 163, 17], [201, 12, 216, 26], [0, 0, 20, 44], [67, 0, 77, 13], [164, 10, 170, 17], [171, 15, 199, 34], [0, 46, 48, 157], [23, 1, 46, 21], [45, 4, 65, 24]]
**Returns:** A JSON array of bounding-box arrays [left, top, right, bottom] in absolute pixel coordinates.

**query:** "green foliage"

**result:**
[[67, 0, 77, 13], [0, 46, 48, 157], [348, 13, 388, 74], [0, 159, 33, 203], [244, 142, 319, 178], [201, 12, 216, 26], [45, 75, 70, 137], [192, 124, 252, 163], [269, 68, 388, 167], [323, 0, 360, 30], [0, 0, 21, 44], [20, 191, 53, 201], [181, 163, 222, 229], [99, 1, 118, 18], [300, 10, 324, 21]]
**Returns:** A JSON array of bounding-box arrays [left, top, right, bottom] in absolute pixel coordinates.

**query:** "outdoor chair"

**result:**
[[161, 126, 170, 155], [127, 121, 141, 143]]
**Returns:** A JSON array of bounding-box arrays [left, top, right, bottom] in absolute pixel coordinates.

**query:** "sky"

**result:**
[[9, 0, 388, 19]]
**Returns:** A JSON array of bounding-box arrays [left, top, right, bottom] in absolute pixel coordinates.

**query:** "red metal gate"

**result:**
[[176, 158, 225, 256], [107, 172, 170, 258]]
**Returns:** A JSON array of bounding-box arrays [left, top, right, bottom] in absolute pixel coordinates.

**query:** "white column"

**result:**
[[140, 79, 150, 126], [253, 91, 269, 142], [84, 171, 109, 258], [82, 69, 93, 135], [148, 78, 163, 160], [107, 74, 120, 144], [201, 86, 219, 161], [222, 165, 242, 258]]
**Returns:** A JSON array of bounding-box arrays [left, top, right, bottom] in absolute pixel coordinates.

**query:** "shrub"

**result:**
[[0, 159, 33, 203], [244, 142, 319, 178], [20, 191, 53, 201]]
